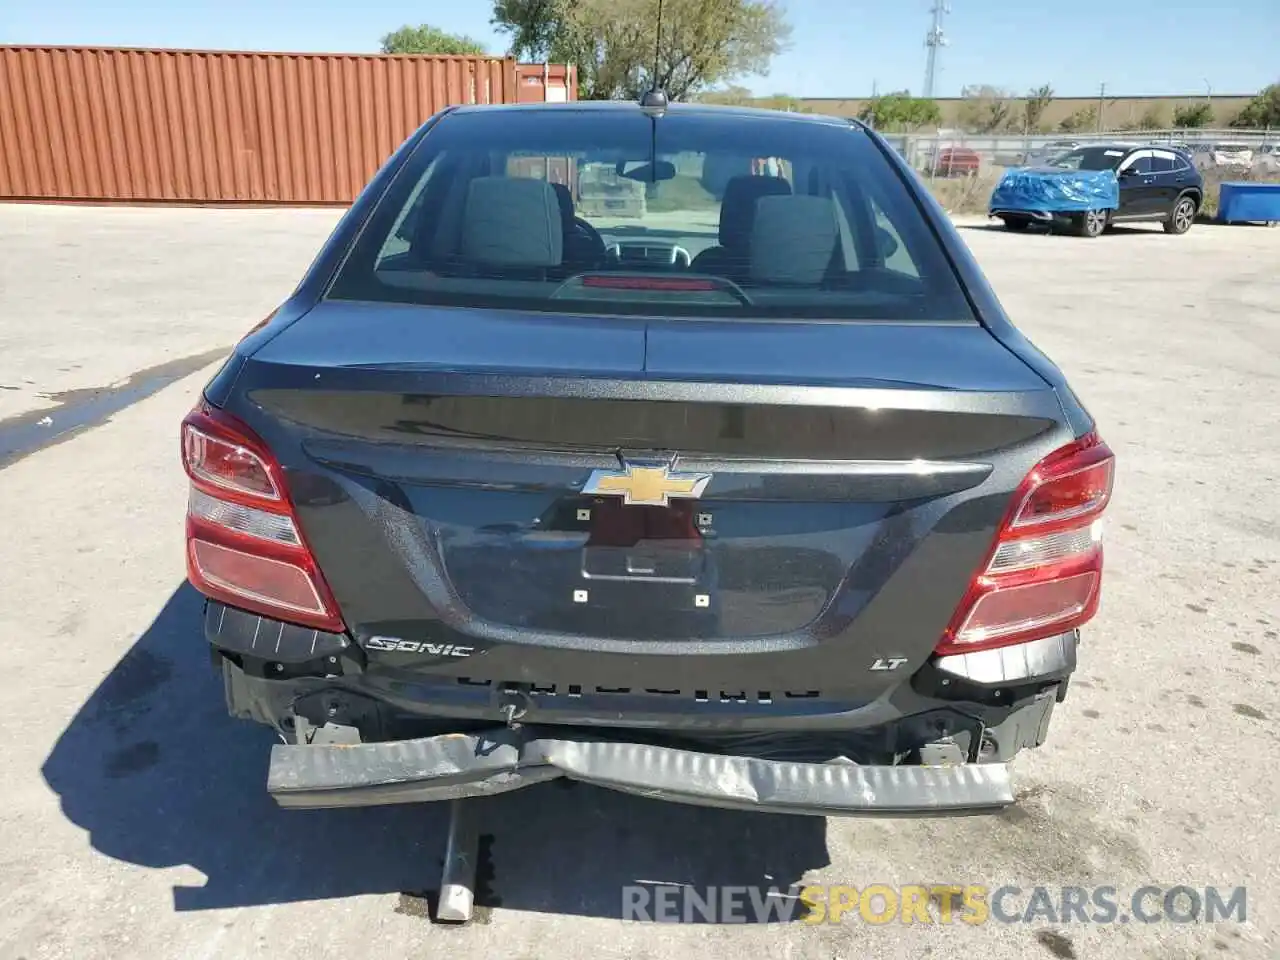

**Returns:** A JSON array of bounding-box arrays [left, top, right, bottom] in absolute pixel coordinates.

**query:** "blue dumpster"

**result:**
[[1218, 182, 1280, 224]]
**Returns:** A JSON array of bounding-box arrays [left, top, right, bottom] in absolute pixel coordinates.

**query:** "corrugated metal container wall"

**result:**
[[515, 63, 578, 103], [0, 46, 520, 203]]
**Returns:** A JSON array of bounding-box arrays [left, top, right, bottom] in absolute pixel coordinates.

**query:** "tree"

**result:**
[[697, 87, 811, 111], [698, 84, 755, 106], [491, 0, 791, 101], [958, 85, 1014, 133], [1023, 84, 1054, 132], [858, 91, 941, 131], [1172, 102, 1214, 128], [757, 92, 812, 112], [1137, 104, 1166, 130], [1230, 83, 1280, 128], [380, 24, 488, 55], [1058, 106, 1097, 133]]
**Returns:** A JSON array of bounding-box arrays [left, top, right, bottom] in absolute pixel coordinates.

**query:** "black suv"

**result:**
[[1037, 142, 1203, 236]]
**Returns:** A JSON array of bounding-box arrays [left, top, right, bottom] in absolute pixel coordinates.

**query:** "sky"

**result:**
[[3, 0, 1276, 99]]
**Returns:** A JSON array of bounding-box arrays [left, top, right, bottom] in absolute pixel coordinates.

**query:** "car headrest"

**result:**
[[460, 177, 563, 267], [549, 182, 576, 234], [719, 175, 792, 248], [749, 195, 838, 286]]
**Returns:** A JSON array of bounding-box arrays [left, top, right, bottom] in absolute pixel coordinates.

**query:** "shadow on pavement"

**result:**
[[955, 222, 1164, 237], [42, 583, 830, 920]]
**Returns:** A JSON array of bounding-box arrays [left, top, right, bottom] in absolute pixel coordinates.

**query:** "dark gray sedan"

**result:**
[[181, 100, 1115, 828]]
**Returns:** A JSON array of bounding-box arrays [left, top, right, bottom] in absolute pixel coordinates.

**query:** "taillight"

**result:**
[[936, 432, 1115, 656], [180, 401, 345, 633]]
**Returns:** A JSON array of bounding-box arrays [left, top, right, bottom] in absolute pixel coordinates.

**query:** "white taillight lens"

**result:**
[[988, 522, 1100, 574], [937, 433, 1114, 656], [188, 487, 300, 545]]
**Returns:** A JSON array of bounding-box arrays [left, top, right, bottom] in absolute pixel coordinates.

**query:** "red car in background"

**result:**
[[934, 147, 982, 177]]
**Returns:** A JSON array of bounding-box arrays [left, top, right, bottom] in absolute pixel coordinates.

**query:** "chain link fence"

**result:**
[[877, 128, 1279, 180]]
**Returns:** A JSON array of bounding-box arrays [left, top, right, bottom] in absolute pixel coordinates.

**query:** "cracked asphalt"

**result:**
[[0, 204, 1276, 960]]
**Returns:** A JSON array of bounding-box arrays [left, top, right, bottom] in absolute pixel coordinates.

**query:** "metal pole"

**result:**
[[1096, 83, 1105, 133], [923, 1, 949, 100], [436, 799, 480, 923]]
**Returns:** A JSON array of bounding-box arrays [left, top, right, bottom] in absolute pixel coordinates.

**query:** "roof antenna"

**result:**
[[639, 0, 668, 118]]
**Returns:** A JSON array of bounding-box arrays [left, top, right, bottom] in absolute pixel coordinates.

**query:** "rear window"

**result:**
[[1049, 147, 1127, 171], [327, 107, 976, 322]]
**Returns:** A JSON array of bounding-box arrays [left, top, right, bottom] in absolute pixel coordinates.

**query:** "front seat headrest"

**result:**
[[718, 175, 792, 248], [460, 177, 563, 267], [750, 195, 838, 286]]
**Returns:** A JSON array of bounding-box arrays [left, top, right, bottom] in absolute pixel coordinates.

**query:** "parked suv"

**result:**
[[998, 143, 1203, 236]]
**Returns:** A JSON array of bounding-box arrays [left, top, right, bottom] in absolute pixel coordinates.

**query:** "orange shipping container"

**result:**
[[0, 46, 573, 204]]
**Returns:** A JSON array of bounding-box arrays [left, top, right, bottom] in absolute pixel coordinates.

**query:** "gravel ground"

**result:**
[[0, 205, 1276, 960]]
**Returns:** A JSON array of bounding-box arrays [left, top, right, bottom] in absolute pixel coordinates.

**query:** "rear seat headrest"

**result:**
[[718, 175, 792, 248], [749, 195, 838, 286], [460, 177, 563, 267]]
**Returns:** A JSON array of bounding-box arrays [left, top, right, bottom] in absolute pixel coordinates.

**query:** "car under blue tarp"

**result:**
[[989, 167, 1120, 214]]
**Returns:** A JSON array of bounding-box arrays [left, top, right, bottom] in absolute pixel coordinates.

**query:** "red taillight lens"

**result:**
[[181, 401, 345, 633], [183, 425, 280, 500], [580, 275, 718, 291], [937, 432, 1114, 656], [1010, 439, 1113, 531], [189, 540, 330, 618], [950, 571, 1100, 647]]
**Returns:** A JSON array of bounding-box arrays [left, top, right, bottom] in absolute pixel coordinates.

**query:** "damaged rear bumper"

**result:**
[[266, 726, 1015, 817]]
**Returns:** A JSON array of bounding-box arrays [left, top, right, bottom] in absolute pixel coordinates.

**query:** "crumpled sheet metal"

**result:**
[[989, 167, 1120, 213], [267, 726, 1015, 816]]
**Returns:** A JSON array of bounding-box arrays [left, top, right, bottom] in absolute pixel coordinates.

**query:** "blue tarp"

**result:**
[[989, 167, 1120, 214]]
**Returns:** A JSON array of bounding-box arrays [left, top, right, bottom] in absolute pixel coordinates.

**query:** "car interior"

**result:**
[[360, 147, 960, 320]]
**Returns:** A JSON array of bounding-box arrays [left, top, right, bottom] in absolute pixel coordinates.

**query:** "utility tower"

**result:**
[[923, 0, 950, 99]]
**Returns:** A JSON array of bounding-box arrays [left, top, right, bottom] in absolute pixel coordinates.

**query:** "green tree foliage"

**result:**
[[1230, 83, 1280, 128], [1022, 84, 1054, 132], [1058, 106, 1097, 132], [380, 24, 488, 55], [857, 91, 941, 131], [1172, 102, 1214, 128], [491, 0, 791, 100]]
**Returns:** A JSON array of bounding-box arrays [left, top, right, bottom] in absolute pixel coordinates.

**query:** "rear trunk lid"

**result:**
[[225, 302, 1068, 694]]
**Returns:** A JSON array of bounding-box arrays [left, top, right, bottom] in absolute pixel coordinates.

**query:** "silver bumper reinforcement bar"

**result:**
[[267, 726, 1015, 817]]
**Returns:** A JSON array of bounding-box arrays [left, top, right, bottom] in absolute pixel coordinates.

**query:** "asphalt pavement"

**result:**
[[0, 205, 1276, 960]]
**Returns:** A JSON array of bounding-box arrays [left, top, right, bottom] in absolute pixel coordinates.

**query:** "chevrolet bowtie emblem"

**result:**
[[581, 462, 712, 507]]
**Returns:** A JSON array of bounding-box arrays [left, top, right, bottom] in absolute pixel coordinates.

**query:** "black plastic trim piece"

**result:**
[[205, 600, 348, 663]]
